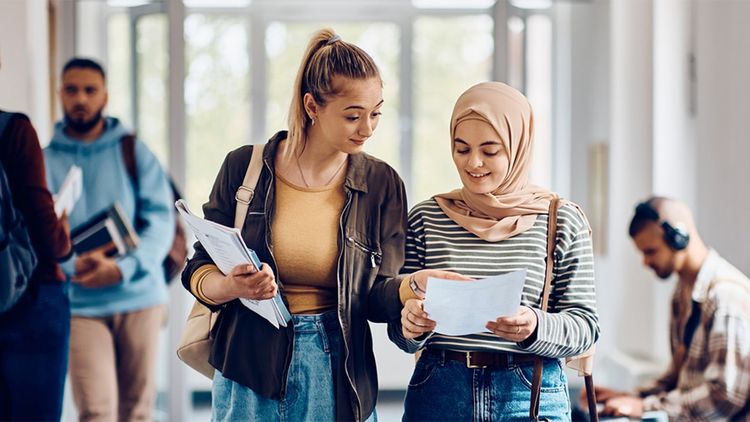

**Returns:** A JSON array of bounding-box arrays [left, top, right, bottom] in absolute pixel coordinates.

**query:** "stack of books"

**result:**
[[71, 202, 139, 257]]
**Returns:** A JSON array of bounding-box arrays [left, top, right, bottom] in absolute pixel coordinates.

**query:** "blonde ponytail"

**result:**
[[286, 28, 381, 157]]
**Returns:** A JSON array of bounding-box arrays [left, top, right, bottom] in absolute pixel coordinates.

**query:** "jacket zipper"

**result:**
[[260, 154, 294, 398], [337, 189, 362, 421], [346, 236, 382, 268]]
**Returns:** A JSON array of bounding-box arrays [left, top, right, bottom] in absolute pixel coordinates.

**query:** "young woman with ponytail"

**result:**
[[181, 28, 418, 421]]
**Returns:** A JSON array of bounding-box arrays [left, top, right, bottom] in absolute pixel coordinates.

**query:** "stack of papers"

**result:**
[[175, 199, 291, 328], [54, 165, 82, 218], [424, 269, 527, 336]]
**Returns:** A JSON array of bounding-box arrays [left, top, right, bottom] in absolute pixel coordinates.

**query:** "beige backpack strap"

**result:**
[[530, 196, 561, 421], [234, 143, 266, 229]]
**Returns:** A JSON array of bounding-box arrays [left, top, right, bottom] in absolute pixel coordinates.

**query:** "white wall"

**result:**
[[653, 0, 696, 206], [566, 0, 750, 390], [0, 0, 52, 144], [607, 0, 668, 369], [694, 1, 750, 276]]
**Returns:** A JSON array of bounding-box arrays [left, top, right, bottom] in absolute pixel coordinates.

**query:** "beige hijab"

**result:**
[[434, 82, 556, 242]]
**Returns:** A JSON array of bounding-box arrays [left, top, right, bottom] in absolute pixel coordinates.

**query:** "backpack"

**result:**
[[120, 134, 188, 284], [0, 112, 37, 312]]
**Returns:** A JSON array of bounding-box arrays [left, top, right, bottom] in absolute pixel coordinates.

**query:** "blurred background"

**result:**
[[1, 0, 748, 420]]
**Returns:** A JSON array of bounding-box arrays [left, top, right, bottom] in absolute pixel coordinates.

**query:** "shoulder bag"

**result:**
[[530, 196, 598, 422], [176, 143, 266, 378]]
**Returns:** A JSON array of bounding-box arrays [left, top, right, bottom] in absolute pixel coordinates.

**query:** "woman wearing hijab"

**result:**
[[392, 82, 600, 421], [182, 29, 463, 422]]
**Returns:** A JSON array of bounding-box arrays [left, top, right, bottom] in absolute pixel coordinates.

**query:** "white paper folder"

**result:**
[[175, 199, 291, 328]]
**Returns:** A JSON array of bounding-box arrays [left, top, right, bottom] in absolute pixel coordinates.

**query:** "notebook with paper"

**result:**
[[175, 199, 291, 328]]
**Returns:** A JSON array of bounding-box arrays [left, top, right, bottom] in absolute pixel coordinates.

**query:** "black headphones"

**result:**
[[635, 201, 690, 250]]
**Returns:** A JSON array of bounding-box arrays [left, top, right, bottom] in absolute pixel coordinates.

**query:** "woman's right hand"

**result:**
[[225, 263, 278, 301], [410, 269, 473, 296], [401, 298, 436, 339]]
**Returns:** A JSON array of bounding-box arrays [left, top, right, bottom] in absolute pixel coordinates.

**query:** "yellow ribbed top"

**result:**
[[272, 173, 345, 314]]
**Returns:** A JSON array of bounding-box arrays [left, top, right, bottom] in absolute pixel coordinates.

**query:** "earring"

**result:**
[[310, 117, 316, 126]]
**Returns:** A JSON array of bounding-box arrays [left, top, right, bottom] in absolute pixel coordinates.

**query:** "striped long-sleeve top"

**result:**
[[389, 198, 599, 358]]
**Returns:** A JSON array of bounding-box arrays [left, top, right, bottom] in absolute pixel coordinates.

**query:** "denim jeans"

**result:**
[[0, 282, 71, 422], [403, 349, 571, 422], [212, 310, 377, 422]]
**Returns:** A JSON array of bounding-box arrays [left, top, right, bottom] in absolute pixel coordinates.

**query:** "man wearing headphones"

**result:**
[[590, 197, 750, 420]]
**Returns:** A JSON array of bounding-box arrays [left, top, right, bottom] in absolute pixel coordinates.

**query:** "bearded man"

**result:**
[[588, 197, 750, 421], [44, 57, 174, 422]]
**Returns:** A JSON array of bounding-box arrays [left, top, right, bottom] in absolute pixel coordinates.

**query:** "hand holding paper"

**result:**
[[175, 199, 291, 328], [410, 268, 473, 298], [485, 305, 538, 342], [224, 262, 278, 302], [401, 298, 435, 339], [423, 269, 527, 336]]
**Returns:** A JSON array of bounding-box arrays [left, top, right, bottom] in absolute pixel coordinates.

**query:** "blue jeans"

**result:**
[[0, 282, 71, 421], [212, 311, 377, 422], [404, 349, 571, 422]]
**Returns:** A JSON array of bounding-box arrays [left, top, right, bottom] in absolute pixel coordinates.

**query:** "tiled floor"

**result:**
[[190, 390, 406, 422]]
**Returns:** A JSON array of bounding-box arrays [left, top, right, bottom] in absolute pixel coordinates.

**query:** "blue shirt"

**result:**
[[44, 117, 174, 316]]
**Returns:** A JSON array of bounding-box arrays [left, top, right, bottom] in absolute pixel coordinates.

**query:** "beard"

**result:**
[[653, 265, 674, 279], [64, 108, 104, 134]]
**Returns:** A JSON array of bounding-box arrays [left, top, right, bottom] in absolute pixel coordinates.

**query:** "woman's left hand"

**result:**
[[486, 306, 538, 342]]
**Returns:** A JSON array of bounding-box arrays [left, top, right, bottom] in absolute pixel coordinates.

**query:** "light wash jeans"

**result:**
[[212, 310, 377, 422], [403, 349, 571, 421]]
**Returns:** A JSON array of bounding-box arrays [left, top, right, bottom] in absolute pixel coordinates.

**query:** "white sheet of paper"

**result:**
[[54, 165, 82, 218], [423, 269, 527, 336], [175, 199, 286, 328]]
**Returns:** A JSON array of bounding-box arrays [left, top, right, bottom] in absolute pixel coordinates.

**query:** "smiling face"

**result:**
[[305, 76, 383, 155], [452, 119, 509, 194]]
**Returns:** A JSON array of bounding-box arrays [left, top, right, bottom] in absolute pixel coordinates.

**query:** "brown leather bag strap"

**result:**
[[585, 374, 599, 422], [540, 197, 559, 312], [530, 196, 560, 421]]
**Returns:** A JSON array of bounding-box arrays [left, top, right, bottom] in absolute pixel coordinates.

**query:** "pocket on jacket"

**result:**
[[346, 236, 382, 269]]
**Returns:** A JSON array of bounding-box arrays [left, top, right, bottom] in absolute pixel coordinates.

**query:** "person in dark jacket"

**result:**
[[0, 108, 72, 420], [182, 28, 435, 421]]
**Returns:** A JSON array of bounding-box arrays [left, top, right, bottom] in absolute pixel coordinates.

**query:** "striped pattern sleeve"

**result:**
[[389, 199, 599, 358], [521, 203, 600, 357], [388, 209, 431, 353], [403, 207, 426, 274]]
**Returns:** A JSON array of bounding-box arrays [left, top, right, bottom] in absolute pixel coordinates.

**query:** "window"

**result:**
[[412, 14, 493, 203], [184, 14, 250, 212], [135, 13, 169, 165], [71, 2, 561, 420], [265, 22, 401, 170]]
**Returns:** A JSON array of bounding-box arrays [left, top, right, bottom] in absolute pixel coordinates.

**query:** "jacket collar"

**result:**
[[691, 249, 721, 303], [264, 130, 369, 194]]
